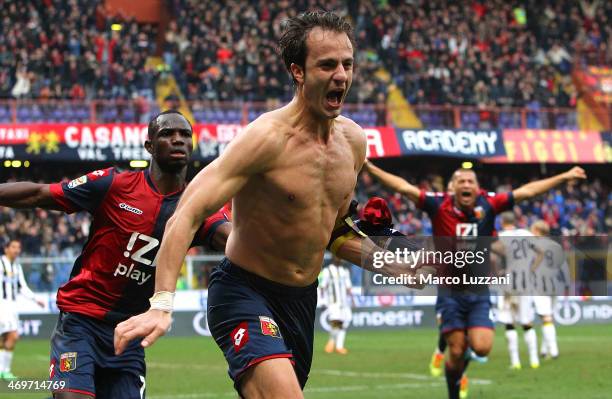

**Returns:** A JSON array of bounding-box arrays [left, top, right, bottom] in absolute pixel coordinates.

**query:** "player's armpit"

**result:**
[[210, 222, 232, 252]]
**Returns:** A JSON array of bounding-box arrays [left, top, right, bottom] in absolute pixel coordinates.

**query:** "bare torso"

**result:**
[[226, 108, 363, 286]]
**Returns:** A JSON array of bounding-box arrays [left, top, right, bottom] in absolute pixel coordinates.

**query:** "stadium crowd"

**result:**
[[2, 0, 610, 110]]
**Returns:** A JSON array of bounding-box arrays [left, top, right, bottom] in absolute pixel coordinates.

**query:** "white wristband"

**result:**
[[149, 291, 175, 313]]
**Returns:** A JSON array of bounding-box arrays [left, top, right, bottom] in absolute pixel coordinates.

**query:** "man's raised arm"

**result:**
[[114, 122, 282, 354], [512, 166, 586, 202], [0, 182, 62, 210], [363, 160, 421, 203]]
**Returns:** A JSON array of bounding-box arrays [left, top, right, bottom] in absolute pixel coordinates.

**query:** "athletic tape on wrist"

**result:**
[[149, 291, 175, 313]]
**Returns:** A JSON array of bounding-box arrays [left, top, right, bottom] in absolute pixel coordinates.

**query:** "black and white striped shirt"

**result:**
[[0, 255, 35, 303], [320, 263, 352, 308]]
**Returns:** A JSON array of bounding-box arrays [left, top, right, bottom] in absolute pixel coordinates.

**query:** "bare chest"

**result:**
[[264, 138, 356, 209]]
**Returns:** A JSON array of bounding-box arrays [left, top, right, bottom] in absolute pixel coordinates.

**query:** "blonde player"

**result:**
[[531, 220, 569, 359], [494, 213, 540, 369], [0, 239, 45, 380], [320, 256, 353, 355]]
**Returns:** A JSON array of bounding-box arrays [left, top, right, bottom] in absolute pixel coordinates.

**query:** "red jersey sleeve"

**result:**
[[486, 191, 514, 214], [417, 190, 445, 217], [49, 168, 114, 214], [193, 206, 230, 250]]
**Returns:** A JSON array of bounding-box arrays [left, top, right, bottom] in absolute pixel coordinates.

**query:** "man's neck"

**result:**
[[148, 164, 187, 195], [453, 200, 473, 214], [4, 255, 15, 263], [286, 96, 334, 142]]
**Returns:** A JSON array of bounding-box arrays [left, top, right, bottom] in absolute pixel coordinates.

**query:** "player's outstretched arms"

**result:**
[[114, 121, 283, 355], [513, 166, 586, 202], [363, 160, 421, 203], [0, 182, 62, 210]]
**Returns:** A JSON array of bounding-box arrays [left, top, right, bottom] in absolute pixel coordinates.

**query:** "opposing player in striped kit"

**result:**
[[320, 256, 353, 354], [531, 220, 569, 359], [0, 238, 45, 380], [494, 212, 541, 370]]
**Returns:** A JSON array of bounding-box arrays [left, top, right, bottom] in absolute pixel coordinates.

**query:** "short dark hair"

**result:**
[[278, 11, 354, 84], [451, 168, 478, 182], [147, 110, 191, 139], [3, 237, 19, 248]]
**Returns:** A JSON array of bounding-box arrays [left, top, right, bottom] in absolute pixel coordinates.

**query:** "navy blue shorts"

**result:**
[[207, 258, 318, 393], [50, 312, 146, 398], [436, 294, 494, 335]]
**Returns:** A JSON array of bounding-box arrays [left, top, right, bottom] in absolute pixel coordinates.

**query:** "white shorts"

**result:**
[[0, 307, 19, 334], [533, 296, 555, 317], [497, 295, 535, 326], [327, 304, 352, 328]]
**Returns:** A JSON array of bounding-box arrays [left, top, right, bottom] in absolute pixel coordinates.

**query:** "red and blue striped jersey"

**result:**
[[50, 168, 227, 324], [417, 189, 513, 237]]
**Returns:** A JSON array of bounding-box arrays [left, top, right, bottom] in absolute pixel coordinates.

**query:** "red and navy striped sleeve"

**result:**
[[49, 168, 115, 214], [485, 191, 514, 215], [417, 190, 445, 217], [193, 206, 230, 250]]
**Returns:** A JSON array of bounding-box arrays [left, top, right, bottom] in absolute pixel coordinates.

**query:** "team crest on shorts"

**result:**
[[259, 316, 281, 338], [59, 352, 77, 372], [67, 175, 87, 189]]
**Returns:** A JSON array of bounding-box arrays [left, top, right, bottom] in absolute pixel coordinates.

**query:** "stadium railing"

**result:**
[[0, 100, 579, 130]]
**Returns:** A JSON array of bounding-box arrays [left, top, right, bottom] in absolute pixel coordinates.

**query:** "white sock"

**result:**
[[542, 323, 559, 357], [505, 329, 520, 366], [336, 329, 347, 350], [329, 327, 339, 343], [5, 351, 12, 373], [524, 328, 539, 366], [0, 349, 6, 373], [539, 333, 548, 356]]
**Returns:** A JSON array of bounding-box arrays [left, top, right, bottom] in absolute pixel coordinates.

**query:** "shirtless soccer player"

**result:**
[[115, 11, 429, 399], [363, 161, 586, 399]]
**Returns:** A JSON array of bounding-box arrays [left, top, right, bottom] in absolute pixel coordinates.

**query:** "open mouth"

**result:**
[[326, 89, 345, 108], [460, 191, 472, 198]]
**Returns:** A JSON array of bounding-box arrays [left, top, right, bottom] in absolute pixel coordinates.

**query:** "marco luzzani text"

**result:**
[[371, 248, 511, 286]]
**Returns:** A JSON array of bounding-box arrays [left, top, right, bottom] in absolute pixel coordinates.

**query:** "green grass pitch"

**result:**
[[9, 324, 612, 398]]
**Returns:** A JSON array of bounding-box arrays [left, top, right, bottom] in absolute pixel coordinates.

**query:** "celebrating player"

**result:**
[[363, 160, 586, 399], [0, 238, 45, 380], [0, 110, 231, 398], [115, 12, 431, 399]]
